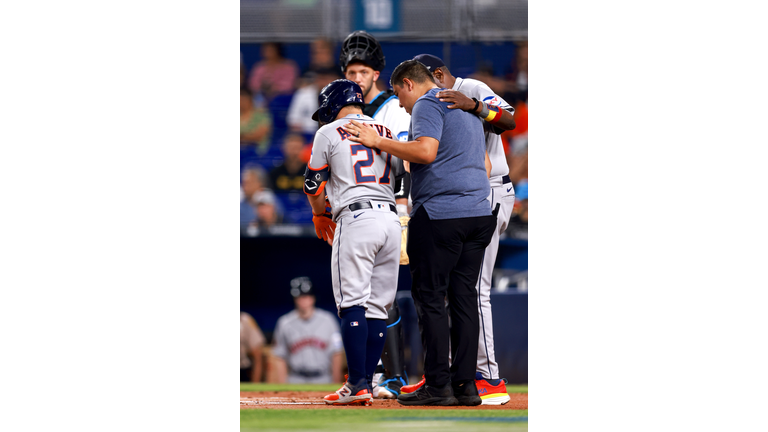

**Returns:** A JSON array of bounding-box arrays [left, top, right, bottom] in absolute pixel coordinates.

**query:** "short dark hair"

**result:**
[[390, 59, 433, 88]]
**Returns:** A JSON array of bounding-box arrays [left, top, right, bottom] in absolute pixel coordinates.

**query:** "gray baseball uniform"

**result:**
[[306, 113, 404, 320], [452, 77, 516, 379], [272, 308, 343, 383]]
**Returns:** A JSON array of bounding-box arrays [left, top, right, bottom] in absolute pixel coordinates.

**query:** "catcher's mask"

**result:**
[[290, 276, 314, 298], [312, 79, 365, 125], [339, 30, 386, 73]]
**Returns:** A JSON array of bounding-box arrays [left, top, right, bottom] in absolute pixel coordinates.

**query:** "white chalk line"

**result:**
[[241, 397, 326, 405]]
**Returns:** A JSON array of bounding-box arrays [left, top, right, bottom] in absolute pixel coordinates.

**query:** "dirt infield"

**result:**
[[240, 391, 527, 410]]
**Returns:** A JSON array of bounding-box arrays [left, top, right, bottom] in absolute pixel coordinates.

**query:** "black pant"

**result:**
[[407, 205, 495, 388]]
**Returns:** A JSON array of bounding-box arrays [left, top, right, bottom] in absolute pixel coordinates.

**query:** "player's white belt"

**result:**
[[349, 200, 397, 214]]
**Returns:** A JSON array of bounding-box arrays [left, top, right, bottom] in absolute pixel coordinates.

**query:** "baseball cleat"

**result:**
[[475, 372, 511, 405], [371, 372, 383, 395], [397, 383, 458, 406], [373, 386, 396, 399], [453, 380, 482, 406], [373, 376, 406, 398], [400, 375, 425, 394], [324, 381, 373, 406]]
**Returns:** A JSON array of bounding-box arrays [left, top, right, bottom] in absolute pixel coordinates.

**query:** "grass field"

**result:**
[[240, 383, 528, 432]]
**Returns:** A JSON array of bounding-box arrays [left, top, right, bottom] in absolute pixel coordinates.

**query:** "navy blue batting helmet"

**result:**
[[311, 79, 365, 124]]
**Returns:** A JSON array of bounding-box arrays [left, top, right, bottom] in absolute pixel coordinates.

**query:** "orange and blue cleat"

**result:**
[[324, 380, 373, 406], [475, 372, 511, 405]]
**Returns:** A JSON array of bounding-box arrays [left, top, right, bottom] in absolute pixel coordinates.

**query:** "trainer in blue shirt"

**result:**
[[343, 59, 496, 407]]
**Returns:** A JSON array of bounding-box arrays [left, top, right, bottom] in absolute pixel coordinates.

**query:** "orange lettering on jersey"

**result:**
[[374, 124, 384, 136], [385, 128, 393, 139], [336, 127, 352, 140]]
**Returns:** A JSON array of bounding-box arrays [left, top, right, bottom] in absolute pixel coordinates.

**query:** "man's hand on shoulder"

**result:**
[[344, 120, 381, 150], [436, 90, 476, 112]]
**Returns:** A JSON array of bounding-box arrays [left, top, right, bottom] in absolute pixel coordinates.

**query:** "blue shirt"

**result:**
[[409, 88, 491, 220]]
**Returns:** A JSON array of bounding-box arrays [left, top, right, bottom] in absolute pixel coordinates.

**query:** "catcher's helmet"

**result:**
[[290, 276, 314, 298], [339, 30, 386, 72], [312, 79, 365, 124]]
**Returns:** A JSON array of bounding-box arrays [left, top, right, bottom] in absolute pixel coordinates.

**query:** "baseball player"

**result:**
[[271, 277, 344, 384], [339, 30, 412, 399], [397, 54, 517, 405], [304, 79, 405, 406]]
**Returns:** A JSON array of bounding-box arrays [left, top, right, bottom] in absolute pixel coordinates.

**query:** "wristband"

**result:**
[[483, 104, 502, 124], [471, 98, 480, 113], [478, 101, 490, 118]]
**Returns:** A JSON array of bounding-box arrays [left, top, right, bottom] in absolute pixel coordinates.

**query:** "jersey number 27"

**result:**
[[351, 144, 392, 185]]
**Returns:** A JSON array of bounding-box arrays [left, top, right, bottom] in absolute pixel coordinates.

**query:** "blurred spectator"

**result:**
[[305, 38, 339, 76], [469, 63, 507, 96], [240, 88, 273, 152], [241, 60, 247, 90], [248, 42, 299, 102], [506, 155, 528, 235], [241, 312, 266, 382], [269, 133, 308, 193], [504, 42, 528, 104], [240, 166, 270, 231], [503, 99, 528, 175], [269, 277, 343, 384], [508, 146, 528, 185], [286, 67, 339, 135], [254, 190, 282, 228], [508, 181, 528, 232], [501, 45, 527, 234]]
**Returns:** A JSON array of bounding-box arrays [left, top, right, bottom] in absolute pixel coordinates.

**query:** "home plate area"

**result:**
[[240, 391, 527, 410]]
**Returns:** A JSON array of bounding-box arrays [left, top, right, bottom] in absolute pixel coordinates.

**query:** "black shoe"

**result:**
[[452, 380, 482, 406], [397, 383, 458, 406]]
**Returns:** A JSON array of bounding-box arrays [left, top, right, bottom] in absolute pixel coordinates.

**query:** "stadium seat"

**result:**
[[275, 192, 314, 224]]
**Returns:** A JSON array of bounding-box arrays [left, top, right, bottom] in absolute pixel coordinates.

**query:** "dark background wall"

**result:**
[[241, 235, 528, 382]]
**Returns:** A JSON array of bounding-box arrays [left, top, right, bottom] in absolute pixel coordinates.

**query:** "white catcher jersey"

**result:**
[[452, 77, 515, 186], [305, 113, 405, 221], [368, 91, 411, 142]]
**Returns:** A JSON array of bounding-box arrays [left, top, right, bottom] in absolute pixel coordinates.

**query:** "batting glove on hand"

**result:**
[[312, 199, 336, 244]]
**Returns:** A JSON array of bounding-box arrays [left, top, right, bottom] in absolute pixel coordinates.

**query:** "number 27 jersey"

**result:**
[[305, 113, 404, 221]]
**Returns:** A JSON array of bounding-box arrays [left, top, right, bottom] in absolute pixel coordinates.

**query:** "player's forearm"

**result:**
[[306, 193, 325, 215], [492, 109, 516, 131], [345, 120, 438, 164], [437, 90, 516, 131], [472, 102, 515, 131]]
